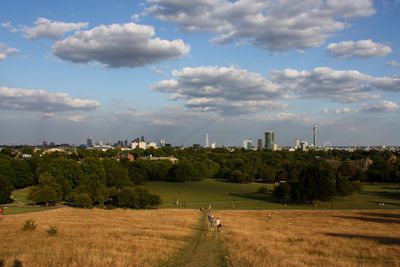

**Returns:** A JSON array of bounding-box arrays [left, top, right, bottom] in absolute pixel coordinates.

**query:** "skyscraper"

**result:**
[[313, 124, 317, 147], [87, 137, 93, 147], [265, 131, 275, 150], [205, 133, 209, 148]]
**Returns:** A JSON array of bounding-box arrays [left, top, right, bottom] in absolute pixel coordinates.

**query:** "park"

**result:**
[[1, 178, 400, 266]]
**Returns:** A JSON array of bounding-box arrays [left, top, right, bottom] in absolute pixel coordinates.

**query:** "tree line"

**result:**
[[0, 146, 399, 206]]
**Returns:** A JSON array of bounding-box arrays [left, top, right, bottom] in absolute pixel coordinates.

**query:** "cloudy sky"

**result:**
[[1, 0, 400, 147]]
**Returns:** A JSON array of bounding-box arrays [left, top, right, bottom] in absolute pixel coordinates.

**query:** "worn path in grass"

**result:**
[[161, 211, 231, 267]]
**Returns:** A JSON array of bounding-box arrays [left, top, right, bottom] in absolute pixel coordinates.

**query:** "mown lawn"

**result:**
[[4, 180, 399, 215], [145, 179, 400, 210]]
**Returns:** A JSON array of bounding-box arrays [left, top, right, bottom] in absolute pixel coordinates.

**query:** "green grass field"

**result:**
[[145, 179, 400, 210], [3, 179, 399, 215], [1, 186, 54, 215]]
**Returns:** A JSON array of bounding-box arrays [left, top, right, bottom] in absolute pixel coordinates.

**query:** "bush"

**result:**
[[273, 183, 291, 201], [257, 186, 268, 194], [22, 219, 37, 231], [47, 225, 58, 236]]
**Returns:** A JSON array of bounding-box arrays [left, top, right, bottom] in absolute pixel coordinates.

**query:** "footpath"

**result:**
[[161, 212, 231, 267]]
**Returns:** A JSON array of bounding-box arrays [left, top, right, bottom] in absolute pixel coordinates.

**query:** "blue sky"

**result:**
[[1, 0, 400, 147]]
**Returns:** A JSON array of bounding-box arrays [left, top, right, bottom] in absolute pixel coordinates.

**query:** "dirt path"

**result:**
[[161, 212, 231, 267]]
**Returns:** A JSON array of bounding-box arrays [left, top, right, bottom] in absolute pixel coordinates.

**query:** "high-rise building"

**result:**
[[257, 139, 263, 150], [205, 133, 209, 148], [265, 131, 275, 150], [313, 124, 317, 147], [87, 137, 93, 147]]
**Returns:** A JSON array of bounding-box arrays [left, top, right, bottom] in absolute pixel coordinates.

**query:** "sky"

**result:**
[[1, 0, 400, 147]]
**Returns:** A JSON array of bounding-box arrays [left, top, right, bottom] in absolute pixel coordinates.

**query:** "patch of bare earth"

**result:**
[[218, 210, 400, 267], [0, 208, 198, 267]]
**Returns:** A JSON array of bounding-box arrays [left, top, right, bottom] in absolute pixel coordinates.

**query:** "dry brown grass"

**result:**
[[218, 210, 400, 267], [0, 207, 199, 267]]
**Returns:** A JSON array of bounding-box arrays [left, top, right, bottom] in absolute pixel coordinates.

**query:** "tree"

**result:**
[[273, 182, 291, 202], [0, 174, 14, 204], [11, 159, 33, 188], [29, 173, 62, 206], [293, 162, 336, 202], [103, 158, 131, 188]]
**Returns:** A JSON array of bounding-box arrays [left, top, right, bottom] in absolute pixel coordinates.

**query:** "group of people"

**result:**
[[206, 208, 222, 232]]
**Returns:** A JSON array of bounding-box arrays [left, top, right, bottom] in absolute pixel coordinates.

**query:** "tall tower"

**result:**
[[313, 124, 317, 148], [206, 133, 209, 148], [264, 131, 275, 150]]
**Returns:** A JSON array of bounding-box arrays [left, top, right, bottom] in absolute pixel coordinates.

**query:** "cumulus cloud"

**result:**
[[327, 40, 392, 58], [386, 60, 400, 67], [152, 66, 285, 115], [361, 101, 400, 112], [146, 0, 375, 51], [66, 115, 85, 122], [0, 86, 99, 112], [0, 43, 19, 61], [20, 17, 88, 39], [322, 107, 357, 114], [53, 23, 190, 68], [270, 67, 400, 103], [1, 21, 18, 33]]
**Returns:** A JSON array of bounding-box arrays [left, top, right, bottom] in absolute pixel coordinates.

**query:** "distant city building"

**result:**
[[206, 133, 209, 148], [294, 138, 300, 149], [211, 142, 216, 149], [192, 144, 201, 149], [300, 141, 308, 151], [131, 141, 147, 150], [141, 156, 178, 163], [257, 139, 263, 150], [265, 131, 275, 150], [243, 139, 252, 149], [313, 124, 317, 148], [147, 142, 157, 149], [159, 140, 166, 147], [87, 137, 94, 147]]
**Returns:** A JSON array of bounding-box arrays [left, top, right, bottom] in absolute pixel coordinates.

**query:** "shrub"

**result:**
[[47, 225, 58, 236], [257, 186, 268, 194], [22, 219, 37, 231], [273, 182, 291, 201]]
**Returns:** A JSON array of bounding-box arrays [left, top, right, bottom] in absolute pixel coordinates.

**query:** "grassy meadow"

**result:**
[[0, 208, 199, 267], [1, 208, 400, 266], [218, 210, 400, 267], [145, 179, 400, 210]]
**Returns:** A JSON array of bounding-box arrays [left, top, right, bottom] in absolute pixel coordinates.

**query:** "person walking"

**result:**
[[216, 217, 222, 231]]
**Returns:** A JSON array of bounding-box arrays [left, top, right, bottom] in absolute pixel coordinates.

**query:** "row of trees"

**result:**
[[1, 147, 400, 206], [272, 161, 361, 202]]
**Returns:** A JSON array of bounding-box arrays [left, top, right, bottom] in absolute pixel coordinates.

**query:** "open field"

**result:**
[[145, 179, 400, 210], [0, 208, 198, 267], [1, 208, 400, 267], [218, 210, 400, 267]]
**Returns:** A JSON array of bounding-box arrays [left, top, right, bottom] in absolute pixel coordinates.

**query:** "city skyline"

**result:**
[[1, 1, 400, 146]]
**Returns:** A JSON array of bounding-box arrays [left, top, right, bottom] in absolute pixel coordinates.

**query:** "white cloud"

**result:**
[[327, 40, 391, 58], [53, 23, 190, 68], [270, 67, 400, 103], [66, 115, 85, 122], [152, 66, 285, 115], [1, 21, 18, 33], [0, 43, 19, 61], [146, 0, 375, 51], [323, 107, 357, 114], [386, 60, 400, 67], [0, 86, 99, 112], [361, 101, 400, 112], [20, 17, 88, 39]]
